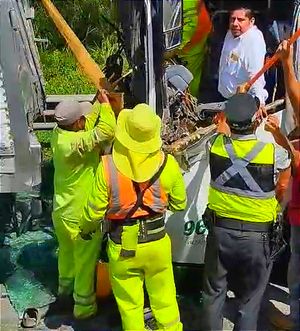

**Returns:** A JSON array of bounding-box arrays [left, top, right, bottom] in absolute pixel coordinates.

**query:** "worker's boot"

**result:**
[[47, 295, 74, 316]]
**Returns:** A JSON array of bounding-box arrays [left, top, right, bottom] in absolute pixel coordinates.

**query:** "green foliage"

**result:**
[[39, 38, 119, 95], [36, 131, 52, 161], [40, 49, 95, 94], [32, 0, 118, 49]]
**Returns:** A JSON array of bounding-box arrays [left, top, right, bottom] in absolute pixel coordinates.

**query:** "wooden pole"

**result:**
[[40, 0, 112, 91], [245, 27, 300, 91]]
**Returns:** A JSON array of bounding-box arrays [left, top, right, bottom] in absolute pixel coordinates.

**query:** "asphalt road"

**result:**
[[0, 283, 292, 331]]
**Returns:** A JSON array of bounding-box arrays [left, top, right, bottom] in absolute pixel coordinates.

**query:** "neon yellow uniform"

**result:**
[[208, 133, 282, 222], [80, 154, 186, 331], [179, 0, 212, 96], [51, 102, 116, 319]]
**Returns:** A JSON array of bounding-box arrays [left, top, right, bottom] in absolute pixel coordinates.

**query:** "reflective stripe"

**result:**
[[103, 155, 167, 219], [211, 181, 275, 199], [74, 291, 96, 306], [58, 277, 74, 295], [147, 226, 165, 235], [146, 217, 162, 223], [161, 316, 181, 328], [212, 136, 273, 198], [223, 137, 265, 192], [150, 180, 164, 212], [106, 156, 122, 215]]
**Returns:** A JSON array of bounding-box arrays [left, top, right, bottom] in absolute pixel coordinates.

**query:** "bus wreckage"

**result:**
[[0, 0, 299, 328]]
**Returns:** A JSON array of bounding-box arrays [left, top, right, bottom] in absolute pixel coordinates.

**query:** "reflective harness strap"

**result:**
[[107, 155, 168, 254], [74, 291, 96, 307], [106, 155, 167, 216], [106, 155, 122, 215], [58, 277, 74, 296], [123, 153, 168, 219], [213, 136, 269, 196], [132, 181, 161, 216]]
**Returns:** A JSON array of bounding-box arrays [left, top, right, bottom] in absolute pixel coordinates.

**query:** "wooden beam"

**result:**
[[40, 0, 111, 91]]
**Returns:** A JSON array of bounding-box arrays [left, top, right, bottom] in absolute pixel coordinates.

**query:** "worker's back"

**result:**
[[208, 133, 278, 223], [51, 127, 99, 222]]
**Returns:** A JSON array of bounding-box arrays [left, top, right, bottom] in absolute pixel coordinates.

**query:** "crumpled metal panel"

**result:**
[[0, 0, 45, 192]]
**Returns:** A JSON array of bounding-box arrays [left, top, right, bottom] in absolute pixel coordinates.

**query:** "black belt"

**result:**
[[109, 214, 166, 244], [214, 216, 273, 232]]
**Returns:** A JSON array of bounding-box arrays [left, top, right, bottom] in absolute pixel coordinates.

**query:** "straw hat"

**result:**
[[112, 103, 164, 182]]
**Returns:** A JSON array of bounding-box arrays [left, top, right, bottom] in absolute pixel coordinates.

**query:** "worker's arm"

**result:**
[[278, 40, 300, 124], [276, 167, 291, 203], [80, 162, 109, 234], [84, 101, 101, 131], [69, 118, 115, 157], [265, 115, 297, 173], [85, 90, 115, 131], [264, 115, 291, 202], [274, 146, 291, 203], [166, 155, 187, 212], [93, 90, 116, 143], [291, 142, 300, 176], [70, 102, 116, 157]]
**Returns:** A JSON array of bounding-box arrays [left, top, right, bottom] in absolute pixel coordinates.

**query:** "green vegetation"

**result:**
[[39, 35, 119, 95], [33, 0, 120, 95], [33, 0, 117, 49], [36, 131, 52, 161]]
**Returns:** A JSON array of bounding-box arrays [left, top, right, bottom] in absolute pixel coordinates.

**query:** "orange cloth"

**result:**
[[102, 155, 168, 220], [182, 0, 212, 53], [214, 112, 231, 135]]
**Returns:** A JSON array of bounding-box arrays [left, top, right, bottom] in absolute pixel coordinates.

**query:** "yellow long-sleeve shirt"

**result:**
[[80, 154, 187, 234], [51, 102, 116, 224]]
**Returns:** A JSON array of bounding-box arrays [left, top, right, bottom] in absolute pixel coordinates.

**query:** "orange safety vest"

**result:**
[[182, 0, 212, 53], [102, 155, 168, 220]]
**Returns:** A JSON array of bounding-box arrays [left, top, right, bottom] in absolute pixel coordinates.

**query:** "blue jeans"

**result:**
[[288, 226, 300, 330]]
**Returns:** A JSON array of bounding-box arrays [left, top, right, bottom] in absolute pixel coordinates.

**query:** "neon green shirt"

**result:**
[[80, 154, 187, 234], [51, 102, 116, 223]]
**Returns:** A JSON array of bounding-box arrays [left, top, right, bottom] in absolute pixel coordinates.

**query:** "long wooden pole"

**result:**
[[245, 27, 300, 91], [40, 0, 111, 91]]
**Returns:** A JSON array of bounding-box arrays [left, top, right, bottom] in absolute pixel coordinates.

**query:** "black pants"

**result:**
[[202, 224, 272, 331]]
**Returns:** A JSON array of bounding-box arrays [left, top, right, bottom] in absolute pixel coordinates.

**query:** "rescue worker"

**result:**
[[202, 93, 290, 331], [51, 91, 116, 319], [178, 0, 212, 97], [80, 103, 187, 331]]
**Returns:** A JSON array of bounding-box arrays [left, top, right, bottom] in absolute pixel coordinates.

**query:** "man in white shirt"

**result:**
[[218, 7, 268, 105]]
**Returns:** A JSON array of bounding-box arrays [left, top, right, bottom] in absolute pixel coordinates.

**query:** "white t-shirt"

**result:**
[[218, 26, 268, 104]]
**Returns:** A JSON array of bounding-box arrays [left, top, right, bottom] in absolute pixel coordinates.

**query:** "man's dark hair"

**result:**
[[230, 7, 255, 20], [229, 121, 256, 135]]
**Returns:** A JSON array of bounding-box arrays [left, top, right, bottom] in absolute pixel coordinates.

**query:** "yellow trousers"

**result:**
[[107, 234, 182, 331], [53, 217, 101, 319]]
